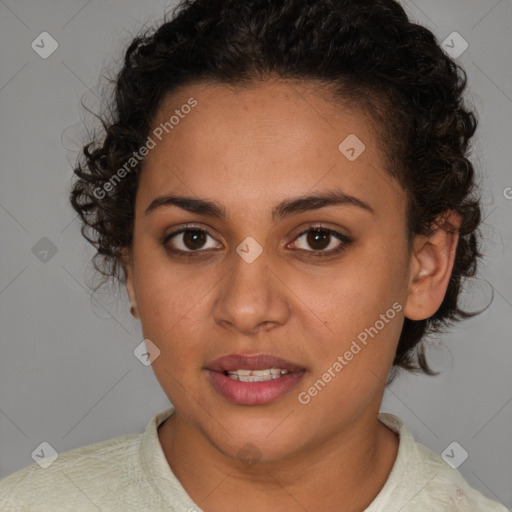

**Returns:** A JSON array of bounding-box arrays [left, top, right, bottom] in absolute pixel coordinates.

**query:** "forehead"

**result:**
[[137, 80, 402, 219]]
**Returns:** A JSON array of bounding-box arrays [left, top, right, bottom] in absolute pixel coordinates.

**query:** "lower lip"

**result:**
[[206, 370, 306, 405]]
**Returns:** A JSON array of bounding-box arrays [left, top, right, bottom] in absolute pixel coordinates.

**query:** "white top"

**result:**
[[0, 407, 508, 511]]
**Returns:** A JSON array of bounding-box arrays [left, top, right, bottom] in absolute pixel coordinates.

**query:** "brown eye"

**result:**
[[163, 228, 221, 255], [182, 230, 207, 250], [306, 229, 332, 250], [291, 227, 351, 256]]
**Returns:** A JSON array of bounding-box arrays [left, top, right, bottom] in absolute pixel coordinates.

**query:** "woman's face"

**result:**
[[126, 80, 415, 461]]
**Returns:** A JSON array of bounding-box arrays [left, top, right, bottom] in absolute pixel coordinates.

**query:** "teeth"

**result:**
[[250, 369, 271, 376], [226, 367, 291, 382]]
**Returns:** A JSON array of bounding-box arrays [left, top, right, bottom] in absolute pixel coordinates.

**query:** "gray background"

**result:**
[[0, 0, 511, 508]]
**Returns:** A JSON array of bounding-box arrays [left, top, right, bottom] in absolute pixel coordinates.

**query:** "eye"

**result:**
[[162, 227, 221, 256], [162, 224, 351, 258], [289, 226, 351, 256]]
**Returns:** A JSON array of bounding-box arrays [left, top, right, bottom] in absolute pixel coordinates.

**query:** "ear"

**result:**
[[403, 210, 461, 321], [120, 247, 139, 319]]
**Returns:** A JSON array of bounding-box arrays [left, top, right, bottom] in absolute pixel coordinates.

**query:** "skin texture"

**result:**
[[123, 80, 460, 511]]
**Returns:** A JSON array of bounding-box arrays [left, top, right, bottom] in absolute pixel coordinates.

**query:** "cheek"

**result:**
[[133, 257, 209, 401], [136, 272, 205, 339], [294, 272, 404, 413], [289, 252, 406, 376], [133, 245, 218, 360], [297, 254, 403, 331], [132, 242, 187, 331]]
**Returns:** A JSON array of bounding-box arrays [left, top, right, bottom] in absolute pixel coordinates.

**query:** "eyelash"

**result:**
[[161, 224, 352, 259]]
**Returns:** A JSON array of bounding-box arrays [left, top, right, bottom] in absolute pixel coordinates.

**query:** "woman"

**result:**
[[0, 0, 507, 510]]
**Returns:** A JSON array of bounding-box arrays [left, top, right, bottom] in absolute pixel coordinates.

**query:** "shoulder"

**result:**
[[0, 432, 142, 511], [376, 413, 509, 512], [414, 442, 508, 511]]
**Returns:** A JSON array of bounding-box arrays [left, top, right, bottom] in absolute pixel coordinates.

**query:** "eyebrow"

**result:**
[[144, 188, 375, 222]]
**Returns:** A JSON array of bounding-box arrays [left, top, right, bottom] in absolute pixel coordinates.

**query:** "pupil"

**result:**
[[307, 229, 330, 250], [184, 230, 206, 250]]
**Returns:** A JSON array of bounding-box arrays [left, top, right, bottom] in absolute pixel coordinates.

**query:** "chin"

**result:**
[[209, 424, 305, 466]]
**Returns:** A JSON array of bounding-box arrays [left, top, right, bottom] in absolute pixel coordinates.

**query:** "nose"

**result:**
[[212, 252, 291, 335]]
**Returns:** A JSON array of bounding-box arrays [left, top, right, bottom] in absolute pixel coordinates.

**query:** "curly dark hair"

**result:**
[[70, 0, 482, 379]]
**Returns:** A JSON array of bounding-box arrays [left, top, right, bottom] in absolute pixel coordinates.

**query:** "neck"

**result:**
[[158, 407, 399, 512]]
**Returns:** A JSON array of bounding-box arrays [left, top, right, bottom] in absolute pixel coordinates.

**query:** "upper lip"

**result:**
[[206, 353, 305, 373]]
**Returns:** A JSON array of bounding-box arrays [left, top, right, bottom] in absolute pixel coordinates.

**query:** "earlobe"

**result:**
[[403, 211, 461, 321]]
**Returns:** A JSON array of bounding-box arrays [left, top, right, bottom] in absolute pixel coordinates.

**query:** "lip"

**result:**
[[205, 353, 306, 405], [206, 353, 305, 373]]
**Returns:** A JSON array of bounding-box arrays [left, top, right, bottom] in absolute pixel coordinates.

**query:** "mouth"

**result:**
[[222, 368, 293, 382], [206, 353, 305, 373], [205, 353, 306, 405]]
